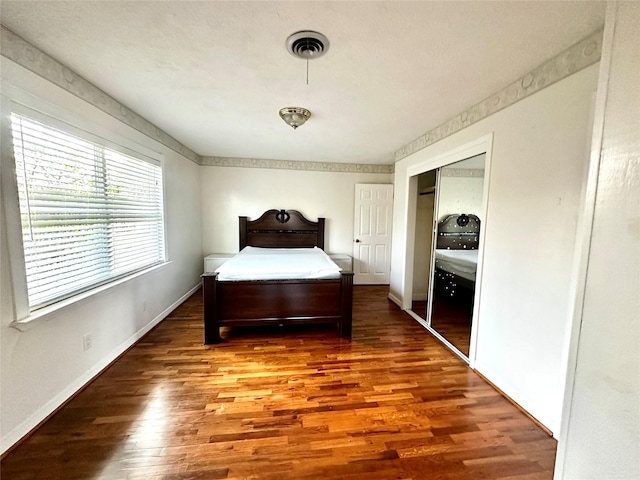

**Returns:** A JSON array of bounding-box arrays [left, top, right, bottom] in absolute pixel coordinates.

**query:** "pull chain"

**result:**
[[306, 37, 310, 85]]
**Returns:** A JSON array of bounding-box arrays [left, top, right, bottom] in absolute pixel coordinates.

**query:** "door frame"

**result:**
[[403, 134, 493, 366]]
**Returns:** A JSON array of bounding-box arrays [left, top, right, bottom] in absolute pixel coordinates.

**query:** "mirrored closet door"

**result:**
[[410, 153, 486, 359], [411, 170, 437, 320]]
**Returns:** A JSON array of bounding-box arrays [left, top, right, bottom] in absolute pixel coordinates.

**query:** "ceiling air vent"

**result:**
[[286, 31, 330, 60]]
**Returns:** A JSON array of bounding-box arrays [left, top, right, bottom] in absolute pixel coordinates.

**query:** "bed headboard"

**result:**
[[436, 213, 481, 250], [239, 209, 325, 250]]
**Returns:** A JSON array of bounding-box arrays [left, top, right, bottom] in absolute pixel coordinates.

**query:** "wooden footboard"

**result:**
[[202, 272, 354, 344]]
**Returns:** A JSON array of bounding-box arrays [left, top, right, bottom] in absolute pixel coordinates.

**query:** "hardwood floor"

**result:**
[[412, 292, 474, 358], [1, 286, 557, 479], [430, 294, 473, 358]]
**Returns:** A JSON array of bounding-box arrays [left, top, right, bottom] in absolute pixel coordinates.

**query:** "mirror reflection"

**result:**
[[411, 170, 436, 320], [411, 154, 486, 358]]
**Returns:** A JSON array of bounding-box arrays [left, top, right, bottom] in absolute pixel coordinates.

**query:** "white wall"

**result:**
[[200, 166, 392, 256], [390, 63, 599, 434], [0, 60, 203, 453], [556, 3, 640, 478], [438, 175, 485, 220]]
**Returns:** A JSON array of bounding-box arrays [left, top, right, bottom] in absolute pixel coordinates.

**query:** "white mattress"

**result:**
[[215, 246, 342, 281], [435, 249, 478, 282]]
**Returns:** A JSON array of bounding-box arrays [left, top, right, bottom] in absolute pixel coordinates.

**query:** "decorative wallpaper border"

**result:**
[[0, 25, 392, 175], [1, 26, 201, 164], [201, 156, 394, 174], [3, 24, 601, 174], [395, 29, 603, 162], [441, 168, 484, 178]]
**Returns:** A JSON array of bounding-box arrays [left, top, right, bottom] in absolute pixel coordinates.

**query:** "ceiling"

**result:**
[[0, 1, 605, 165]]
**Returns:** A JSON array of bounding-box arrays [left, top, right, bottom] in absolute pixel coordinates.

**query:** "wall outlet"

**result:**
[[142, 301, 147, 312], [82, 333, 92, 352]]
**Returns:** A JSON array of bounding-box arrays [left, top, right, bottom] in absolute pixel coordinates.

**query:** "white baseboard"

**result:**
[[387, 292, 403, 308], [472, 359, 557, 437], [0, 282, 201, 455]]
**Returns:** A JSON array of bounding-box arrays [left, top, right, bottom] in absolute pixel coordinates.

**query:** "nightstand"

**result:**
[[329, 254, 353, 272], [203, 253, 235, 273]]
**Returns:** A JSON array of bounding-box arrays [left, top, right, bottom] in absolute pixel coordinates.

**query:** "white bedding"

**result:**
[[215, 246, 342, 281], [435, 249, 478, 282]]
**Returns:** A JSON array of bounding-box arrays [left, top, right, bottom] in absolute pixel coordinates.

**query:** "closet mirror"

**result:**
[[410, 153, 486, 359], [411, 170, 437, 320]]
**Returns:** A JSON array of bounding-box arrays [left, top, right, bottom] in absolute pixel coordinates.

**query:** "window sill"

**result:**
[[9, 261, 172, 332]]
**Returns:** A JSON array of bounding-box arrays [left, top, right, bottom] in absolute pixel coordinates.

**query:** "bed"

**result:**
[[434, 213, 480, 296], [201, 209, 354, 344]]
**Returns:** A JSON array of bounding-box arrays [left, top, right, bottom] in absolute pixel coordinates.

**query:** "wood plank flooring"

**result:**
[[1, 286, 557, 479], [430, 295, 473, 358], [412, 292, 474, 358]]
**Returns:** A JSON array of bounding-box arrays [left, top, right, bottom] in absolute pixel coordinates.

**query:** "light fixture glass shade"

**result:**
[[279, 107, 311, 129]]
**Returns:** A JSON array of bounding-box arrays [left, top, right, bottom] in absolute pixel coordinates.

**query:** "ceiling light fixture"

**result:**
[[279, 107, 311, 130]]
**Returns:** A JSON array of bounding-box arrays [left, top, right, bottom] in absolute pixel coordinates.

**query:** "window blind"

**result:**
[[10, 112, 165, 311]]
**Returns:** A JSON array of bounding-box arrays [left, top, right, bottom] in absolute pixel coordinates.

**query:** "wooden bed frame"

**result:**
[[201, 209, 354, 344], [434, 213, 480, 298]]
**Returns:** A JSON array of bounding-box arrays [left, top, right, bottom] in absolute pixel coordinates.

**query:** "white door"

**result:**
[[353, 184, 394, 284]]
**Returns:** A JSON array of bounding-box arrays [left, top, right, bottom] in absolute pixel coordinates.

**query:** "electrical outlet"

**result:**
[[82, 333, 92, 351], [142, 301, 147, 312]]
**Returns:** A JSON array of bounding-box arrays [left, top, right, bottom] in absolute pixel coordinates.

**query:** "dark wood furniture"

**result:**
[[202, 209, 354, 344], [434, 213, 480, 298]]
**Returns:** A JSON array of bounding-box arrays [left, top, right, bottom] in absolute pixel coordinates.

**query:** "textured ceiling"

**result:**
[[0, 1, 606, 165]]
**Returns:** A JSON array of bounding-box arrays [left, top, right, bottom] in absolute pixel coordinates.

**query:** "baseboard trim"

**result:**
[[387, 292, 403, 308], [473, 369, 554, 438], [0, 283, 201, 458]]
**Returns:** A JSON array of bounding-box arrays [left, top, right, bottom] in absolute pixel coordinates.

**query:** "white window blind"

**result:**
[[10, 111, 165, 311]]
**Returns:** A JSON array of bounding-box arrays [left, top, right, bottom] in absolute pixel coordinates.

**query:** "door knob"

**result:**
[[355, 239, 361, 243]]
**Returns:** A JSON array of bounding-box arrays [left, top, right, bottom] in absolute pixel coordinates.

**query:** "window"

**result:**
[[10, 109, 165, 311]]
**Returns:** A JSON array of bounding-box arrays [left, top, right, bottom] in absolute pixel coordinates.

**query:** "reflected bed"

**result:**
[[435, 249, 478, 283], [434, 213, 480, 295]]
